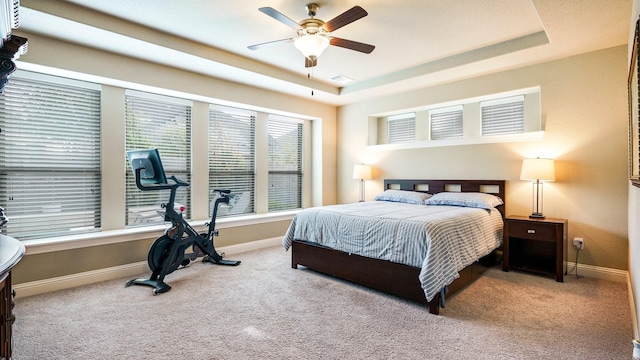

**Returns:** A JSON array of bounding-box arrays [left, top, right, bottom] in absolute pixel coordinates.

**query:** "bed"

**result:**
[[282, 179, 506, 315]]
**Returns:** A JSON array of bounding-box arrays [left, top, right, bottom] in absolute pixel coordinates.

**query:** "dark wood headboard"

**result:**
[[383, 179, 506, 217]]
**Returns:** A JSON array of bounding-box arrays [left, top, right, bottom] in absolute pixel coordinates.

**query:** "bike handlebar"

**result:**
[[168, 175, 190, 187], [134, 168, 189, 191], [134, 169, 231, 198]]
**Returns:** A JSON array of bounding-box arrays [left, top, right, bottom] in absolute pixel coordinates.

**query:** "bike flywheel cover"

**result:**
[[148, 235, 182, 274]]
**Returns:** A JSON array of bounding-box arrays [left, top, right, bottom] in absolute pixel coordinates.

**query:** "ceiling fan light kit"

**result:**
[[249, 3, 374, 68], [294, 34, 329, 59]]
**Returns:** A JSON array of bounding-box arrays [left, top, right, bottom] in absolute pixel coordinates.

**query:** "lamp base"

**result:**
[[529, 212, 546, 219]]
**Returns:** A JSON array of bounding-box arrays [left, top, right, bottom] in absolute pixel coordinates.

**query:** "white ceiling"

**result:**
[[16, 0, 632, 105]]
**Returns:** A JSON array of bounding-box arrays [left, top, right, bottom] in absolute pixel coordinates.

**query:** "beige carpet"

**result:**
[[13, 245, 633, 359]]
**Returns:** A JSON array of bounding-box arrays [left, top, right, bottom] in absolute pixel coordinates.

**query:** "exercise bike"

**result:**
[[125, 149, 240, 295]]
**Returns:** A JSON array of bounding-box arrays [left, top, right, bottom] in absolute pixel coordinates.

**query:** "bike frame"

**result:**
[[126, 167, 240, 295]]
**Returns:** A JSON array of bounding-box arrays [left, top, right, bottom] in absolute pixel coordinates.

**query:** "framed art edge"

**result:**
[[629, 16, 640, 181]]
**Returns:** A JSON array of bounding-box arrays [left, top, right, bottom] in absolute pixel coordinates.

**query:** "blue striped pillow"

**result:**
[[374, 190, 432, 205], [424, 192, 503, 210]]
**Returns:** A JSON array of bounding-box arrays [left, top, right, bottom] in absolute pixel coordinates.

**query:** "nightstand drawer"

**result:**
[[507, 221, 556, 242]]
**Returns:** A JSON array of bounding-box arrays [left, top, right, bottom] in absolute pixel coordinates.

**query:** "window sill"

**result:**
[[366, 131, 544, 152], [21, 210, 299, 255]]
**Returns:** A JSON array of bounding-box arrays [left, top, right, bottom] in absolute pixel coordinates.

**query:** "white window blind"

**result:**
[[268, 116, 303, 212], [208, 105, 255, 217], [430, 105, 463, 140], [387, 113, 415, 143], [481, 96, 525, 135], [125, 92, 191, 226], [0, 74, 101, 240]]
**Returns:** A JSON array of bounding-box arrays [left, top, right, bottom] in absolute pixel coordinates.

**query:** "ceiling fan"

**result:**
[[248, 3, 375, 68]]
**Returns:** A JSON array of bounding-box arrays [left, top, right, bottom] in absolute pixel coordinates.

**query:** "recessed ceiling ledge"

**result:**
[[340, 30, 550, 95], [20, 0, 339, 96]]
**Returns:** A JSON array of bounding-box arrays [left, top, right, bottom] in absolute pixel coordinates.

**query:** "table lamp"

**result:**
[[520, 158, 555, 219], [353, 164, 372, 202]]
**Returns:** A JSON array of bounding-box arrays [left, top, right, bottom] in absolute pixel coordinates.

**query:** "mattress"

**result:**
[[282, 201, 503, 301]]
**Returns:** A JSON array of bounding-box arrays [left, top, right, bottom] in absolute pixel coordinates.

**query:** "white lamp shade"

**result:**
[[353, 164, 372, 180], [294, 34, 329, 59], [520, 158, 555, 182]]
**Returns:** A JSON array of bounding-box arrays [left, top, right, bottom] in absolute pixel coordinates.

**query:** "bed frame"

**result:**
[[290, 179, 506, 315]]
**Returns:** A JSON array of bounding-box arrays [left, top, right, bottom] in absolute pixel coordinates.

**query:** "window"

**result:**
[[387, 113, 415, 143], [0, 73, 101, 240], [125, 92, 191, 226], [268, 116, 303, 211], [368, 88, 540, 149], [481, 95, 525, 135], [430, 105, 463, 140], [208, 105, 255, 217]]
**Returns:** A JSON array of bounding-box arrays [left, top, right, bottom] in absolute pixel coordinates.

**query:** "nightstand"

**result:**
[[502, 215, 567, 282]]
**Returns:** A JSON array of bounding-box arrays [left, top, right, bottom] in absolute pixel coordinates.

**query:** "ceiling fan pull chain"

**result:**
[[308, 67, 315, 96]]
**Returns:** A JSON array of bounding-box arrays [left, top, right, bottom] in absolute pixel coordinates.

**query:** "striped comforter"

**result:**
[[282, 201, 503, 302]]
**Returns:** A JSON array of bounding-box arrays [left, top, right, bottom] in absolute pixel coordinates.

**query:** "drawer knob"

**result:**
[[527, 229, 536, 234]]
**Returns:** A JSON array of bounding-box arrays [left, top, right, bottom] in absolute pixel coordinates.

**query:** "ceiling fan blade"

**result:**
[[322, 6, 368, 32], [305, 57, 318, 68], [248, 38, 294, 50], [259, 7, 302, 31], [329, 37, 375, 54]]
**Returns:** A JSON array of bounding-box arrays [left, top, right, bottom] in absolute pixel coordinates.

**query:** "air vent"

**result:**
[[330, 74, 353, 84]]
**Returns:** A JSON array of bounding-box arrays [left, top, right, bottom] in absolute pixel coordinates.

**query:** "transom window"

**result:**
[[387, 113, 416, 143], [481, 95, 525, 136], [430, 105, 463, 140]]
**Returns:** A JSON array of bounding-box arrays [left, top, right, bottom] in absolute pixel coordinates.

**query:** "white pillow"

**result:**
[[424, 192, 503, 210], [374, 190, 432, 205]]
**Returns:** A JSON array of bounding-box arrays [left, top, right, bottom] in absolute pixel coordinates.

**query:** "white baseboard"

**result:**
[[628, 273, 639, 339], [217, 236, 282, 256], [13, 261, 149, 298], [13, 240, 626, 299], [13, 237, 282, 299], [564, 261, 628, 283]]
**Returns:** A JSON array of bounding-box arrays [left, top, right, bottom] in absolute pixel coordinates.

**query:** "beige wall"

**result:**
[[338, 46, 629, 271], [10, 31, 338, 284]]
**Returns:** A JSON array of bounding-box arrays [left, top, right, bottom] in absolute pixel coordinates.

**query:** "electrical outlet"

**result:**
[[573, 237, 584, 250]]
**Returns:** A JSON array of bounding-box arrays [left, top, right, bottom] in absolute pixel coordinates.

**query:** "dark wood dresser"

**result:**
[[1, 234, 25, 359]]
